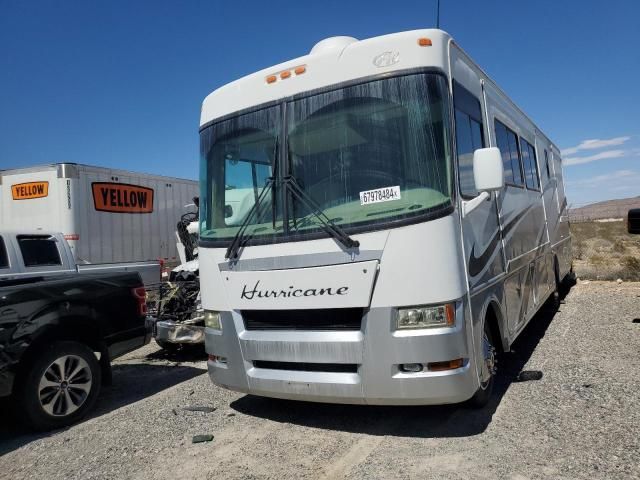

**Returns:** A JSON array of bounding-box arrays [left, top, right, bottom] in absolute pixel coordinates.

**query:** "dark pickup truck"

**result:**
[[628, 208, 640, 234], [0, 272, 151, 430]]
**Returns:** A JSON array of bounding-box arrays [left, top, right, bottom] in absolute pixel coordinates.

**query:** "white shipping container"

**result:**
[[0, 163, 198, 264]]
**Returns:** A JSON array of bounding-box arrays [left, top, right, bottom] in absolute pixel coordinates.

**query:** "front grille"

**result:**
[[253, 361, 358, 373], [242, 308, 363, 331]]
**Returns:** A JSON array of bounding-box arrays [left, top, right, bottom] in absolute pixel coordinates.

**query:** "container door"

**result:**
[[1, 168, 61, 232]]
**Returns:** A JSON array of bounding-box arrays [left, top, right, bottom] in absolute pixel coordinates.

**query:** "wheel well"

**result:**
[[485, 302, 504, 354], [15, 318, 109, 385]]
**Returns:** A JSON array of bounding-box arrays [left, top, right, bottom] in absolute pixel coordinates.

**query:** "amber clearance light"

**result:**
[[265, 65, 307, 84]]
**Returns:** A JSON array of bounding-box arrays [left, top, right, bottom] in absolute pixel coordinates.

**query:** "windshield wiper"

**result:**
[[283, 174, 360, 250], [225, 178, 274, 261]]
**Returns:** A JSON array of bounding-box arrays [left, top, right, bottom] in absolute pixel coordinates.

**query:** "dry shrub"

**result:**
[[591, 238, 612, 253], [589, 254, 606, 266], [622, 256, 640, 279], [613, 238, 626, 253]]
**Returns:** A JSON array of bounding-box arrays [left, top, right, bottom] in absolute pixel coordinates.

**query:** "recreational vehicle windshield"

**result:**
[[199, 30, 572, 406], [201, 73, 452, 245]]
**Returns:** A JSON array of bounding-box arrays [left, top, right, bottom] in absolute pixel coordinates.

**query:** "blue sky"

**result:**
[[1, 0, 638, 206]]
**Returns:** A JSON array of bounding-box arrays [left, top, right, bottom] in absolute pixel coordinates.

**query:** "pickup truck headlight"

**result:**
[[204, 310, 222, 331], [397, 303, 455, 330]]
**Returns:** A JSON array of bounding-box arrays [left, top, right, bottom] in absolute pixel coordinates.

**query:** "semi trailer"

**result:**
[[0, 163, 198, 264]]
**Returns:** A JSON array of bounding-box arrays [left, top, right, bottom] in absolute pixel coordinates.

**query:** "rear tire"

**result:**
[[468, 320, 497, 408], [18, 341, 102, 431]]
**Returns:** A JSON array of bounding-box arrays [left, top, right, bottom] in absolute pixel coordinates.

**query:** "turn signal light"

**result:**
[[427, 358, 464, 372], [418, 37, 432, 47]]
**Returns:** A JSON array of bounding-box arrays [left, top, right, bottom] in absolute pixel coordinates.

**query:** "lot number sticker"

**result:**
[[359, 186, 401, 206]]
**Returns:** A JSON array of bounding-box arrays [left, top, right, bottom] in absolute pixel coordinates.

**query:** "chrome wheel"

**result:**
[[479, 330, 496, 388], [38, 355, 93, 417]]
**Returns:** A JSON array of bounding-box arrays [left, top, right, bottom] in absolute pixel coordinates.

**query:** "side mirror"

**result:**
[[628, 209, 640, 234], [473, 147, 504, 192]]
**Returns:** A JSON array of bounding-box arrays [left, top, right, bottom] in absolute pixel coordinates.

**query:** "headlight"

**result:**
[[397, 303, 455, 330], [204, 310, 222, 330]]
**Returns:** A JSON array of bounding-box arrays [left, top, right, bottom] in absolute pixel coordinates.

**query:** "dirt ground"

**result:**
[[571, 220, 640, 281], [1, 281, 639, 480]]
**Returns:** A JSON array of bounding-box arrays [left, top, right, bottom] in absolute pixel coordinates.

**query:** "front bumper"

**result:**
[[206, 307, 479, 405], [155, 320, 205, 344]]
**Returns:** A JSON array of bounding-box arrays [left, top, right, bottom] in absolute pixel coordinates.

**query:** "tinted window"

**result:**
[[495, 119, 524, 186], [529, 144, 540, 189], [495, 121, 513, 183], [520, 138, 540, 190], [453, 82, 484, 197], [520, 139, 532, 186], [470, 120, 483, 151], [455, 109, 474, 195], [17, 235, 62, 267], [544, 149, 551, 180], [453, 81, 483, 120], [0, 236, 8, 269], [507, 131, 523, 185]]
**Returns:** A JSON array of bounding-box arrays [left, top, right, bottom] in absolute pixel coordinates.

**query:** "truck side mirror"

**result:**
[[473, 147, 504, 192], [628, 209, 640, 234]]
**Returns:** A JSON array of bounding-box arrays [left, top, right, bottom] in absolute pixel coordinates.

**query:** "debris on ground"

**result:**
[[192, 434, 214, 444], [515, 370, 543, 382], [183, 406, 216, 413]]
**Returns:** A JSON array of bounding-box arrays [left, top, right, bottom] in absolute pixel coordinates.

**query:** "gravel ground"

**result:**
[[1, 281, 639, 479]]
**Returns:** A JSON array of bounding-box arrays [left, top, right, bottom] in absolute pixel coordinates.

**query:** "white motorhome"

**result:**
[[199, 30, 571, 406], [0, 163, 198, 264]]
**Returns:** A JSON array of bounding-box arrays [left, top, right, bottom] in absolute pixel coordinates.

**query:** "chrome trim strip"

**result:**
[[219, 250, 383, 272]]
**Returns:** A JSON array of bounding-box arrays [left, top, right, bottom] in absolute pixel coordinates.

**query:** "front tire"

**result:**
[[155, 338, 181, 352], [468, 320, 497, 408], [18, 341, 102, 431]]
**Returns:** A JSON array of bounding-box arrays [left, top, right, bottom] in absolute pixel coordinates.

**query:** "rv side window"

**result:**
[[519, 138, 540, 190], [453, 82, 485, 198], [544, 150, 551, 179], [494, 119, 524, 187], [528, 143, 540, 190], [17, 235, 62, 267], [0, 236, 8, 269]]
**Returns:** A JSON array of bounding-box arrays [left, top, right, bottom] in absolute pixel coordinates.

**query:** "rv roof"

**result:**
[[200, 29, 452, 127]]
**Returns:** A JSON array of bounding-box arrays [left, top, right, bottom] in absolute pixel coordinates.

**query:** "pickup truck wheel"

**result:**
[[19, 341, 101, 431]]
